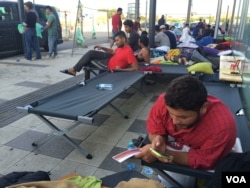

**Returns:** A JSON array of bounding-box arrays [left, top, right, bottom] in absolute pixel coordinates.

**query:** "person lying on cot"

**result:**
[[135, 75, 236, 170], [60, 31, 138, 78]]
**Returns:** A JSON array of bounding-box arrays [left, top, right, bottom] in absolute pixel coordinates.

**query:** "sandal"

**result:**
[[60, 69, 76, 76]]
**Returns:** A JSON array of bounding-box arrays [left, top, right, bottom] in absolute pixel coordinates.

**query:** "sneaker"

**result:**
[[53, 55, 58, 59], [46, 55, 53, 59], [33, 57, 42, 61]]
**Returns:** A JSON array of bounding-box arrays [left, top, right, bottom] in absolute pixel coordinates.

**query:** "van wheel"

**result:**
[[44, 43, 49, 51]]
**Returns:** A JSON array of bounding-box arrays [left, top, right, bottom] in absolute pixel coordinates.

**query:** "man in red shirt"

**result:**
[[110, 8, 122, 48], [135, 75, 236, 170], [60, 31, 138, 79]]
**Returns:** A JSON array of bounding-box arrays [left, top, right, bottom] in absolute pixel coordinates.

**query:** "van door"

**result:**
[[0, 2, 23, 59]]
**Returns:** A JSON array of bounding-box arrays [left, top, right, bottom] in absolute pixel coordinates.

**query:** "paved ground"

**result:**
[[0, 42, 174, 182]]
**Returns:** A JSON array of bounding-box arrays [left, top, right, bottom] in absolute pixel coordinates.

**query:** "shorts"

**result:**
[[112, 30, 119, 40]]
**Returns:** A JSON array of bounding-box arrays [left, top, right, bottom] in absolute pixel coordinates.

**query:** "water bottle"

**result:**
[[127, 141, 135, 150], [96, 83, 113, 90], [141, 166, 160, 182]]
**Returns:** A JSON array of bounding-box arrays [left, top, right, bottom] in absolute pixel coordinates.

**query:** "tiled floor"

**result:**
[[0, 44, 175, 182]]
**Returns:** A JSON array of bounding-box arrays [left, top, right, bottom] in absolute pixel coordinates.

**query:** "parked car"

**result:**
[[0, 1, 63, 59]]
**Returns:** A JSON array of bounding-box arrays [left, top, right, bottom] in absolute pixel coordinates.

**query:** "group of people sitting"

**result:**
[[60, 19, 151, 78]]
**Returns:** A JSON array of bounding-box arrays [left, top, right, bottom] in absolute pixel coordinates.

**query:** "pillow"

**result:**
[[218, 50, 232, 56], [187, 62, 214, 74], [202, 46, 220, 56]]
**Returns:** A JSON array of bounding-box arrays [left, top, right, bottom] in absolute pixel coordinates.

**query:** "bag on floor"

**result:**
[[0, 171, 50, 188]]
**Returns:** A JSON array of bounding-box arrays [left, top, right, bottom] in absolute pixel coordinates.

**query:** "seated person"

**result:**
[[196, 24, 213, 41], [170, 25, 182, 39], [135, 75, 236, 170], [123, 19, 140, 52], [162, 24, 177, 49], [135, 35, 150, 63], [155, 25, 170, 50], [179, 23, 195, 43], [60, 31, 138, 78]]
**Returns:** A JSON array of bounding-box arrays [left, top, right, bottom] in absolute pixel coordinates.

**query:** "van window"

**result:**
[[0, 5, 13, 21], [35, 6, 47, 21]]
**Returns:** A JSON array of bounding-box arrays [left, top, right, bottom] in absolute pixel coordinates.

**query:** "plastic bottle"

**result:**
[[96, 83, 113, 90], [141, 166, 160, 182], [127, 141, 135, 150]]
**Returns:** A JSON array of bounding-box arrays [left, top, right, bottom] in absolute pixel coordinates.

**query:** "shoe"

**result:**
[[33, 57, 42, 61], [53, 55, 58, 59], [60, 69, 76, 76], [46, 55, 53, 59]]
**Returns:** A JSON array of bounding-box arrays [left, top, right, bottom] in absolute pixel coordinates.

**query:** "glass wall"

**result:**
[[225, 0, 250, 123]]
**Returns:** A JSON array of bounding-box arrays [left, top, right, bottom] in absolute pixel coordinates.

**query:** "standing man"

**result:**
[[110, 7, 122, 48], [158, 15, 166, 26], [133, 17, 142, 33], [23, 1, 41, 61], [123, 19, 140, 52], [44, 6, 58, 59]]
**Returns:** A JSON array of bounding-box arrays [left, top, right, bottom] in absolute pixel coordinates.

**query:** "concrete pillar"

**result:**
[[186, 0, 192, 24], [213, 0, 223, 39], [135, 0, 140, 20], [149, 0, 156, 48], [229, 0, 237, 35], [18, 0, 25, 54], [17, 0, 25, 22], [238, 0, 249, 40]]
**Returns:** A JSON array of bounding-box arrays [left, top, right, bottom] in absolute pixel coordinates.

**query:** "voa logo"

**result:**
[[226, 176, 247, 184]]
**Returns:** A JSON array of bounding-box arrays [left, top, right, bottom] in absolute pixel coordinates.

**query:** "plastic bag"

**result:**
[[76, 27, 85, 45], [92, 26, 96, 39], [36, 23, 43, 38], [17, 23, 25, 34]]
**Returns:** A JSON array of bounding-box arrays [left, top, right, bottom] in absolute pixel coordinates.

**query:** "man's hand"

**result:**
[[134, 135, 167, 163], [134, 144, 157, 163], [151, 135, 166, 153], [94, 45, 102, 50]]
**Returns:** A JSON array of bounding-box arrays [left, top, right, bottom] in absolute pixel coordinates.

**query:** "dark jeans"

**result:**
[[73, 50, 112, 72], [24, 28, 41, 60]]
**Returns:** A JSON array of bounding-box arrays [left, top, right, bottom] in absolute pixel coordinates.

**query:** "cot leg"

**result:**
[[37, 115, 93, 159], [109, 103, 128, 119]]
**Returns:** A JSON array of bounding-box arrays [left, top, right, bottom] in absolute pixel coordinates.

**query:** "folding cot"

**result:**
[[17, 71, 145, 159], [141, 82, 250, 187]]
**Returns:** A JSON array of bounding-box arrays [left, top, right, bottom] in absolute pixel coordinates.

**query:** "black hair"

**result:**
[[185, 23, 189, 27], [141, 30, 148, 37], [139, 35, 149, 47], [123, 19, 133, 28], [165, 24, 170, 30], [155, 25, 160, 32], [114, 31, 127, 39], [117, 8, 122, 12], [24, 1, 33, 9], [165, 75, 207, 111], [207, 24, 211, 28], [45, 6, 53, 11]]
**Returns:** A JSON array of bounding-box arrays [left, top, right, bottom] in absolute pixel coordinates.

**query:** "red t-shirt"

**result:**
[[112, 13, 121, 31], [147, 94, 237, 170], [108, 45, 136, 70]]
